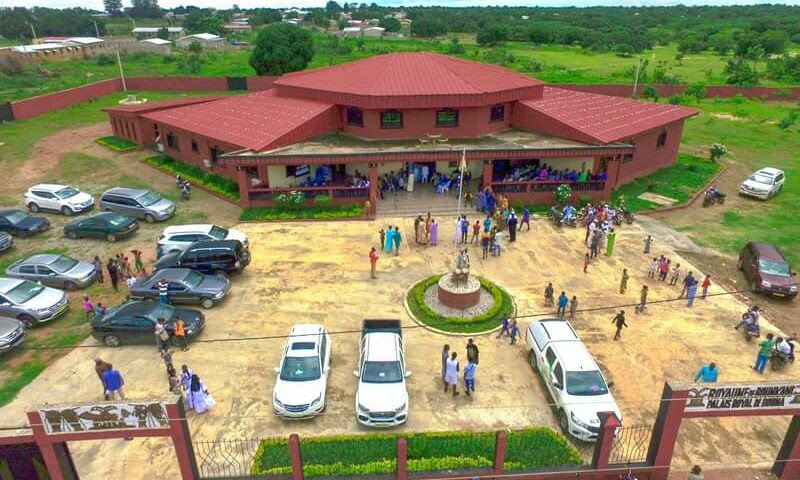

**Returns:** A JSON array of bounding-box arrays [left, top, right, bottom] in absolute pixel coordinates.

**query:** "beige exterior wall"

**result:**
[[267, 165, 310, 188]]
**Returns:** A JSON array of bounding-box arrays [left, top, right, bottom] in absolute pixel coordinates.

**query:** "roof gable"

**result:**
[[519, 87, 698, 144]]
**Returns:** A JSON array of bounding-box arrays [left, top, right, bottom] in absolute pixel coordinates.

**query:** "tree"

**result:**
[[157, 27, 169, 40], [130, 0, 161, 19], [724, 57, 759, 87], [187, 40, 203, 54], [249, 8, 282, 26], [684, 83, 706, 101], [411, 17, 447, 38], [104, 0, 123, 17], [337, 19, 349, 30], [325, 1, 341, 14], [745, 44, 765, 71], [674, 52, 684, 66], [178, 54, 203, 74], [615, 43, 635, 57], [446, 36, 465, 54], [249, 23, 314, 76], [555, 184, 572, 206], [642, 85, 659, 102], [709, 143, 727, 163], [308, 10, 329, 28], [476, 24, 507, 46], [378, 16, 400, 33], [184, 12, 225, 35]]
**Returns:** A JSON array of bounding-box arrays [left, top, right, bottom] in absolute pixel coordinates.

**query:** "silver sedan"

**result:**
[[5, 254, 97, 290]]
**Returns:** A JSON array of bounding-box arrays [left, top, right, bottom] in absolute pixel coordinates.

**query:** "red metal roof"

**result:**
[[273, 52, 543, 109], [520, 87, 699, 144], [103, 96, 224, 115], [142, 90, 335, 152]]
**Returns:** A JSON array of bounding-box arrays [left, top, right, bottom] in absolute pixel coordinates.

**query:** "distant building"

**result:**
[[132, 27, 184, 40], [224, 23, 252, 32], [342, 27, 362, 38], [176, 33, 223, 49], [363, 27, 385, 38], [399, 18, 412, 35], [63, 37, 105, 46], [140, 38, 172, 54]]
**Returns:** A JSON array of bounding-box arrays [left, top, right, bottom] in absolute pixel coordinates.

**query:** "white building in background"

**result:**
[[176, 33, 223, 49], [363, 27, 385, 38], [132, 27, 184, 39]]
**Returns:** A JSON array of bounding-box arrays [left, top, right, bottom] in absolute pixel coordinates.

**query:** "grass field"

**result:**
[[1, 33, 794, 101], [96, 135, 139, 152]]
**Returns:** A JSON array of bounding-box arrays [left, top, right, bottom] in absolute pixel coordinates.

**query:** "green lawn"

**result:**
[[0, 35, 792, 102], [675, 96, 800, 264], [96, 135, 140, 152], [612, 153, 723, 212]]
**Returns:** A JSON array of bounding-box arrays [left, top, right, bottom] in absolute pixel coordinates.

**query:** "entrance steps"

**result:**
[[376, 192, 468, 218]]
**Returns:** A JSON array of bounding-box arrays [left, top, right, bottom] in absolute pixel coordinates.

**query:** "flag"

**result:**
[[459, 148, 467, 171]]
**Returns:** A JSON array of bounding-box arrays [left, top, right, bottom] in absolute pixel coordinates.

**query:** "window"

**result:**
[[436, 108, 459, 127], [544, 347, 557, 367], [552, 363, 564, 387], [166, 132, 179, 151], [656, 130, 667, 148], [210, 146, 221, 165], [380, 110, 403, 129], [346, 107, 363, 127], [19, 265, 37, 274], [191, 140, 199, 153], [490, 104, 505, 122], [623, 153, 634, 163]]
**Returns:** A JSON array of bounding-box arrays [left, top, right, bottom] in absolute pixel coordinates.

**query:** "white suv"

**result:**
[[526, 319, 621, 441], [740, 167, 785, 200], [273, 324, 331, 419], [354, 319, 410, 427], [24, 184, 94, 216], [157, 224, 249, 257]]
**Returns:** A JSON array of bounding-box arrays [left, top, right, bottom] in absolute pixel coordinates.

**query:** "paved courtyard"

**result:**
[[0, 215, 793, 479]]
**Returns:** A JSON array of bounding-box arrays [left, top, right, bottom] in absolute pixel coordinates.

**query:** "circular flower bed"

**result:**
[[405, 274, 515, 334]]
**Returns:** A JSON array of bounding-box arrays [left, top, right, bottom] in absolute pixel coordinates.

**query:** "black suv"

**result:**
[[154, 240, 250, 278]]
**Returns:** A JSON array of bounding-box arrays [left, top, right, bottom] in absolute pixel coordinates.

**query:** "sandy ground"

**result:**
[[0, 214, 795, 479]]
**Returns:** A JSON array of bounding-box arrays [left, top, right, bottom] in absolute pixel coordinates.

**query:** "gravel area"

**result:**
[[423, 283, 496, 318]]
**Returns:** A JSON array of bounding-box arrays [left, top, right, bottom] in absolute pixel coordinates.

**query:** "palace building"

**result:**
[[104, 52, 698, 214]]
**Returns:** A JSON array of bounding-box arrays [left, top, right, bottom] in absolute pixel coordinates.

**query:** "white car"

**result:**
[[273, 324, 331, 419], [739, 167, 785, 200], [354, 319, 410, 427], [526, 319, 621, 441], [157, 224, 249, 257], [24, 184, 94, 216]]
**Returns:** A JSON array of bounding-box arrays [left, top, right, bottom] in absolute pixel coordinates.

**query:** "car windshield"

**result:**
[[49, 256, 79, 273], [183, 270, 205, 288], [4, 211, 29, 225], [280, 356, 321, 381], [362, 361, 403, 383], [137, 191, 162, 206], [105, 214, 130, 227], [149, 303, 175, 320], [566, 371, 609, 396], [56, 187, 80, 199], [209, 225, 228, 240], [5, 281, 45, 304], [749, 174, 773, 185], [759, 259, 791, 277]]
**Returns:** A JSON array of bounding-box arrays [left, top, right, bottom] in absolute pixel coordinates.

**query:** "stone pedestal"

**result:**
[[437, 273, 481, 309]]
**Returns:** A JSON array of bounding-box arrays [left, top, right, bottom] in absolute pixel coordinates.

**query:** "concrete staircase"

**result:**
[[376, 190, 468, 218]]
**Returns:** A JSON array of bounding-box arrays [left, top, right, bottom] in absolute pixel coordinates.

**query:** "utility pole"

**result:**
[[117, 50, 127, 92], [632, 57, 643, 98], [29, 22, 37, 41], [94, 21, 101, 38]]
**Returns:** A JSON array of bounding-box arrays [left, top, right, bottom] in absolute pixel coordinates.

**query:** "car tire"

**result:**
[[200, 298, 214, 309], [145, 214, 156, 224], [214, 270, 229, 279], [104, 335, 121, 347], [528, 349, 538, 370], [18, 314, 36, 329], [558, 409, 569, 435], [107, 233, 117, 242], [61, 206, 73, 216], [64, 281, 78, 291], [66, 230, 79, 239], [27, 203, 39, 213]]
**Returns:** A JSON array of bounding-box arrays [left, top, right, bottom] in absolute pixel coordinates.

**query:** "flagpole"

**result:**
[[456, 148, 465, 219]]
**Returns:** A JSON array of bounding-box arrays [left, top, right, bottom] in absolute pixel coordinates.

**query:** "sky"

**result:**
[[3, 0, 800, 11]]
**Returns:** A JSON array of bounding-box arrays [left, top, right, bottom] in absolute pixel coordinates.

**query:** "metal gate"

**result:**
[[608, 424, 653, 465], [194, 438, 288, 479]]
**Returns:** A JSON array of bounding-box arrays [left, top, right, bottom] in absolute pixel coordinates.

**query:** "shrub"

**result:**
[[709, 143, 728, 162], [778, 111, 798, 130], [95, 53, 115, 66], [239, 204, 363, 221], [667, 95, 684, 105], [554, 183, 572, 206], [0, 56, 24, 76], [313, 194, 332, 209], [95, 135, 138, 152], [775, 88, 791, 99], [143, 155, 240, 201]]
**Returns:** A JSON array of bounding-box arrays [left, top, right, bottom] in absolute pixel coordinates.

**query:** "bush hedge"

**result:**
[[95, 135, 139, 152], [143, 155, 240, 201], [406, 274, 514, 333], [250, 428, 581, 476], [240, 203, 363, 221]]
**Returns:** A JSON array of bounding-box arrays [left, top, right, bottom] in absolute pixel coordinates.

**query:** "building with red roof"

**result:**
[[104, 52, 697, 212]]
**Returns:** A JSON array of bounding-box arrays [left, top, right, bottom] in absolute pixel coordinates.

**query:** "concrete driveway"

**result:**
[[0, 216, 792, 479]]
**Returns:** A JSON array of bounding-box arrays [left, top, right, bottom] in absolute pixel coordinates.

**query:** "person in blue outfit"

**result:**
[[557, 291, 569, 317], [694, 363, 718, 383], [384, 226, 394, 253]]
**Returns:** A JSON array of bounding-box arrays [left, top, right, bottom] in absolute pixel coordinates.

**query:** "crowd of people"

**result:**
[[497, 163, 608, 184]]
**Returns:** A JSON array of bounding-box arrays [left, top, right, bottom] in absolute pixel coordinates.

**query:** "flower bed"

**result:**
[[406, 274, 514, 334], [250, 428, 581, 476], [240, 204, 363, 221], [95, 135, 139, 152], [143, 154, 240, 201]]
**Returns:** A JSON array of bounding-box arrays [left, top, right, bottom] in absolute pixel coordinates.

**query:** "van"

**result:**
[[100, 187, 175, 223]]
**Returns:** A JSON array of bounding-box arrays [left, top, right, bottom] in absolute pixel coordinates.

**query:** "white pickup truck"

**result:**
[[526, 318, 622, 441], [353, 319, 410, 427]]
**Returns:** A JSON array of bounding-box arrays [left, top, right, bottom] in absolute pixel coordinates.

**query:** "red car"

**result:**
[[739, 242, 797, 298]]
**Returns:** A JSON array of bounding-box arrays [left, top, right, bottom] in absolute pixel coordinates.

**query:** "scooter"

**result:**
[[703, 188, 726, 207], [548, 206, 563, 227], [180, 181, 191, 200], [741, 322, 760, 342], [770, 350, 794, 371], [619, 205, 635, 224]]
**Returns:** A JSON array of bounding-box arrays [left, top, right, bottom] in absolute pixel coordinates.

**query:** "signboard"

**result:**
[[685, 383, 800, 413], [39, 401, 169, 434]]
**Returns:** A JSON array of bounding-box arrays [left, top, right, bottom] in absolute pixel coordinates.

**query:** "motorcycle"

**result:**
[[548, 206, 563, 227], [175, 174, 185, 188], [180, 181, 191, 200], [562, 214, 577, 228], [619, 205, 635, 224], [770, 350, 794, 371], [703, 188, 726, 207], [741, 322, 760, 342]]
